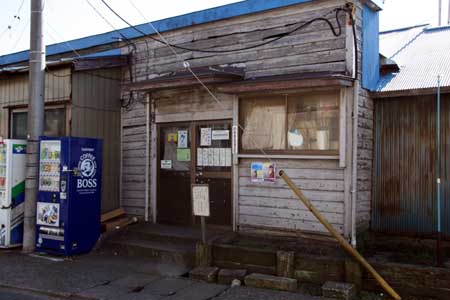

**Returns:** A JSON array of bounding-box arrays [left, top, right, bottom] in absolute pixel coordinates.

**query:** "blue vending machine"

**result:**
[[36, 136, 102, 256]]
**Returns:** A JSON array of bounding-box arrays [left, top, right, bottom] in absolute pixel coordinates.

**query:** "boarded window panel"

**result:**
[[240, 97, 286, 150], [288, 92, 339, 151]]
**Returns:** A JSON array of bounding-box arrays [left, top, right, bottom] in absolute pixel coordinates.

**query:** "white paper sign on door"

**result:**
[[178, 130, 188, 148], [200, 128, 212, 146], [192, 184, 210, 217], [212, 130, 229, 140]]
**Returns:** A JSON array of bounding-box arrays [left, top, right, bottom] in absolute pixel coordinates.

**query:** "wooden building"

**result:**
[[372, 24, 450, 238], [0, 0, 383, 242], [118, 0, 382, 242], [0, 51, 126, 212]]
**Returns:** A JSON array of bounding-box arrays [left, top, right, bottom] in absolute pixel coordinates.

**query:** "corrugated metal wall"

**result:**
[[373, 94, 450, 238], [0, 68, 71, 137], [71, 68, 122, 213]]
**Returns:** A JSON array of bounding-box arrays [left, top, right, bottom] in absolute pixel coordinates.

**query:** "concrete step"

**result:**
[[123, 223, 226, 246], [106, 239, 195, 267]]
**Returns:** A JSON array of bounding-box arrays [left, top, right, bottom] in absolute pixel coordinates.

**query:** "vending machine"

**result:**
[[36, 136, 102, 256], [0, 139, 27, 248]]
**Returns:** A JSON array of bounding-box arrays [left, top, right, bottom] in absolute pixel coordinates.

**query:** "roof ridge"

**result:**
[[388, 28, 425, 60], [380, 23, 429, 35]]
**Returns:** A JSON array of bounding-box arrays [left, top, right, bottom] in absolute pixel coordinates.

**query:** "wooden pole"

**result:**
[[201, 216, 206, 244], [279, 170, 401, 300]]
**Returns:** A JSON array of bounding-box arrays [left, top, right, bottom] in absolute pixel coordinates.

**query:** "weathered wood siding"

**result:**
[[71, 68, 122, 213], [356, 2, 374, 229], [125, 0, 349, 82], [119, 0, 377, 235], [238, 159, 345, 234], [121, 92, 148, 217], [0, 68, 71, 137]]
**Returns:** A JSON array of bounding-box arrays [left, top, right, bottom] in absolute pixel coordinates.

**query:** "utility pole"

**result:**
[[439, 0, 442, 26], [448, 0, 450, 25], [23, 0, 45, 252]]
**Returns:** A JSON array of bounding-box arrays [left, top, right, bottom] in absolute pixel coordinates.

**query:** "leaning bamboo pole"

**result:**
[[279, 170, 401, 300]]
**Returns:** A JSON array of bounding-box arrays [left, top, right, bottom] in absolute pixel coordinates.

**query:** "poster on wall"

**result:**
[[251, 162, 276, 183], [200, 128, 212, 146], [178, 130, 188, 148], [36, 202, 60, 227]]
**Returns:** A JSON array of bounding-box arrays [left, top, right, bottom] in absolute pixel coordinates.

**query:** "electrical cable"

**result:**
[[102, 0, 348, 54], [123, 1, 358, 163]]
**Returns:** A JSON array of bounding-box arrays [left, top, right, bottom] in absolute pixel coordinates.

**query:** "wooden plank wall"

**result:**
[[0, 68, 71, 137], [121, 92, 148, 217], [71, 68, 122, 213], [119, 0, 369, 234], [238, 159, 345, 234], [126, 0, 349, 82], [355, 2, 374, 229]]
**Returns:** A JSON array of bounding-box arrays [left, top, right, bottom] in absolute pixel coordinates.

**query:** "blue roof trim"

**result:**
[[0, 0, 316, 66], [79, 48, 122, 59], [361, 4, 380, 91]]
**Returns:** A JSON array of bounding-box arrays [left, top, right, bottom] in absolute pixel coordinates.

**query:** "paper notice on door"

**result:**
[[219, 148, 226, 166], [177, 148, 190, 161], [212, 130, 229, 140], [177, 130, 188, 148], [225, 148, 232, 166], [213, 148, 220, 166], [202, 148, 209, 166], [161, 160, 172, 169], [197, 148, 203, 166], [207, 148, 214, 166], [200, 128, 212, 146]]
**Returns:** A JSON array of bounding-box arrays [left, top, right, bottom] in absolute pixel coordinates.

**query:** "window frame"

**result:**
[[9, 104, 69, 139], [238, 90, 342, 156]]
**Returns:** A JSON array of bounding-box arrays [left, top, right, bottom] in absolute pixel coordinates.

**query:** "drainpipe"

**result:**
[[350, 0, 359, 248], [145, 93, 150, 222], [351, 79, 359, 248]]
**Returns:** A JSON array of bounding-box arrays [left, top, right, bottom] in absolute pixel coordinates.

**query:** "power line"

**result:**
[[102, 0, 348, 54]]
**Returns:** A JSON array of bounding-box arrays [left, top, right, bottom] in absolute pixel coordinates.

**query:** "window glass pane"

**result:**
[[11, 108, 66, 139], [240, 97, 286, 150], [11, 112, 27, 139], [44, 108, 66, 137], [287, 92, 339, 151], [160, 126, 190, 171]]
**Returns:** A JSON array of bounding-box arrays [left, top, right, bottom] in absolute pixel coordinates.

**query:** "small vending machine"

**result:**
[[36, 136, 102, 256], [0, 139, 27, 248]]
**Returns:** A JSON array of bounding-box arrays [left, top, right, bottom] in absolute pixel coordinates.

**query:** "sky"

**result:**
[[0, 0, 449, 57]]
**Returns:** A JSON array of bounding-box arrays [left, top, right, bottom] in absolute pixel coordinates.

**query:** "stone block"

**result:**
[[189, 266, 219, 283], [244, 273, 297, 292], [345, 259, 362, 291], [322, 281, 356, 300], [277, 251, 295, 278], [217, 269, 247, 285]]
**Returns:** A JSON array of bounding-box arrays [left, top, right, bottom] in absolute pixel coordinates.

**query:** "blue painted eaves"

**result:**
[[0, 0, 316, 66]]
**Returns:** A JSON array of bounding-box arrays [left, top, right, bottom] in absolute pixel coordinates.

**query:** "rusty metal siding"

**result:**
[[373, 94, 450, 237], [71, 68, 122, 213]]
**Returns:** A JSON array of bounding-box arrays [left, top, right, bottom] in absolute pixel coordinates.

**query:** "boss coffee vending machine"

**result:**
[[0, 139, 26, 248], [36, 136, 102, 255]]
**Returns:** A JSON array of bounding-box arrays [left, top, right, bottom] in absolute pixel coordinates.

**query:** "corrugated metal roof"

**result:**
[[376, 25, 450, 92]]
